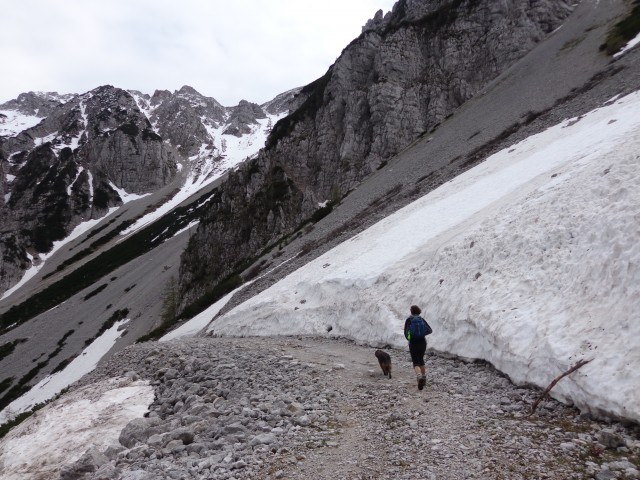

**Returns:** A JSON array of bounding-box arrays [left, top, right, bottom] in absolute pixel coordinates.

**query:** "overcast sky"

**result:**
[[1, 0, 397, 106]]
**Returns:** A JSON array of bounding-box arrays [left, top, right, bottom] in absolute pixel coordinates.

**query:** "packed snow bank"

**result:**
[[0, 377, 153, 480], [210, 91, 640, 423]]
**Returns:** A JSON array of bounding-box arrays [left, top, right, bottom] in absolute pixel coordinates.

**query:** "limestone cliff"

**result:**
[[0, 85, 179, 293], [178, 0, 573, 305], [0, 84, 299, 295]]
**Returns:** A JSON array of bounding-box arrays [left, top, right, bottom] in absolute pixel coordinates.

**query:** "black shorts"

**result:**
[[409, 338, 427, 366]]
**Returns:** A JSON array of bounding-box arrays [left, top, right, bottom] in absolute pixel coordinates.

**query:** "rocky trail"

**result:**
[[49, 336, 639, 480]]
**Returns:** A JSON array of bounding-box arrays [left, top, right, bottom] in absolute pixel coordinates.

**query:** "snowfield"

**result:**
[[207, 91, 640, 423], [0, 110, 43, 137], [0, 377, 153, 480]]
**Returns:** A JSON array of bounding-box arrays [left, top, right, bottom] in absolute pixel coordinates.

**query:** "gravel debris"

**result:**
[[67, 336, 639, 479]]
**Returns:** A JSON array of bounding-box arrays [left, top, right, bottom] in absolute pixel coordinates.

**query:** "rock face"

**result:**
[[148, 85, 227, 158], [178, 0, 573, 305], [0, 91, 71, 117], [0, 84, 299, 296], [223, 100, 266, 137], [0, 85, 180, 292]]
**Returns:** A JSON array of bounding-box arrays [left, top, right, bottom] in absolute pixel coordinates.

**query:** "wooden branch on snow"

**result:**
[[530, 358, 592, 415]]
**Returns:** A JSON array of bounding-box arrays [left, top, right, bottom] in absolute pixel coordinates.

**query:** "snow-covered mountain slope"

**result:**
[[204, 91, 640, 424], [0, 85, 298, 299], [0, 111, 43, 137]]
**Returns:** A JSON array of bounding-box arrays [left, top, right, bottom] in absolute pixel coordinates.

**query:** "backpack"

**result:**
[[409, 316, 432, 340]]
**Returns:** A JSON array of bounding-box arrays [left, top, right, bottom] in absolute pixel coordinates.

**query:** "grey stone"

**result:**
[[285, 402, 305, 417], [249, 433, 276, 447], [597, 429, 625, 449], [59, 447, 109, 479], [119, 417, 161, 448], [596, 471, 617, 480]]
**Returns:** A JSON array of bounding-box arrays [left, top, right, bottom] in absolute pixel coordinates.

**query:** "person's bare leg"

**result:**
[[415, 365, 426, 390]]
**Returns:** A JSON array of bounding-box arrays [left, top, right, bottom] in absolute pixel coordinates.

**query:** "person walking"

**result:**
[[404, 305, 432, 390]]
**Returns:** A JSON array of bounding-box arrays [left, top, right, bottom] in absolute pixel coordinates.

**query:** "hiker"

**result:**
[[404, 305, 432, 390]]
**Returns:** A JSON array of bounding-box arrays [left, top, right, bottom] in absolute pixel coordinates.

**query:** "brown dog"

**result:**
[[374, 350, 392, 379]]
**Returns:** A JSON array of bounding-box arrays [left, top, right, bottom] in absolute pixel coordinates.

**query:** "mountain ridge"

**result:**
[[0, 0, 639, 457], [0, 84, 299, 296], [177, 0, 575, 308]]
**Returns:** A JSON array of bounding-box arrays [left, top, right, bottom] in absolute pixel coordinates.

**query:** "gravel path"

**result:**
[[68, 336, 639, 479]]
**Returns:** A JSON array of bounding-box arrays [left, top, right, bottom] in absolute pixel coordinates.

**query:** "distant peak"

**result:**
[[177, 85, 202, 96]]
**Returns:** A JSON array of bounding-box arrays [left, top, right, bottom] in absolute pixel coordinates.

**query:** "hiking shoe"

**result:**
[[418, 375, 426, 390]]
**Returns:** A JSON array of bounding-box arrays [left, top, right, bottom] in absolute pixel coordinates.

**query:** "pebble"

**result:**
[[64, 336, 639, 479]]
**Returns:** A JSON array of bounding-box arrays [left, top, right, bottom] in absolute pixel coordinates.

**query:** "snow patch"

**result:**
[[160, 288, 241, 342], [170, 220, 199, 239], [108, 181, 151, 204], [34, 131, 58, 146], [614, 31, 640, 57], [66, 166, 84, 196], [87, 170, 94, 203], [0, 208, 119, 301], [165, 254, 300, 341], [0, 110, 43, 137], [119, 110, 287, 238], [0, 318, 131, 423], [209, 90, 640, 423], [0, 377, 153, 480]]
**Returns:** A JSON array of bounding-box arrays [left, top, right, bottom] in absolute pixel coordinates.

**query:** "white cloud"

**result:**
[[0, 0, 396, 105]]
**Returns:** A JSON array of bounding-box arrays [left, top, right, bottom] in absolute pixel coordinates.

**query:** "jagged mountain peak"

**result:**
[[260, 87, 302, 116], [0, 91, 68, 118], [150, 89, 172, 107], [176, 85, 203, 97]]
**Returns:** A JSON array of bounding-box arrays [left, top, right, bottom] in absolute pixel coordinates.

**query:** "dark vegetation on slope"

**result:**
[[600, 0, 640, 54], [83, 308, 129, 347], [177, 188, 337, 325], [0, 309, 130, 414], [0, 188, 214, 334], [0, 407, 43, 439], [0, 338, 27, 362]]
